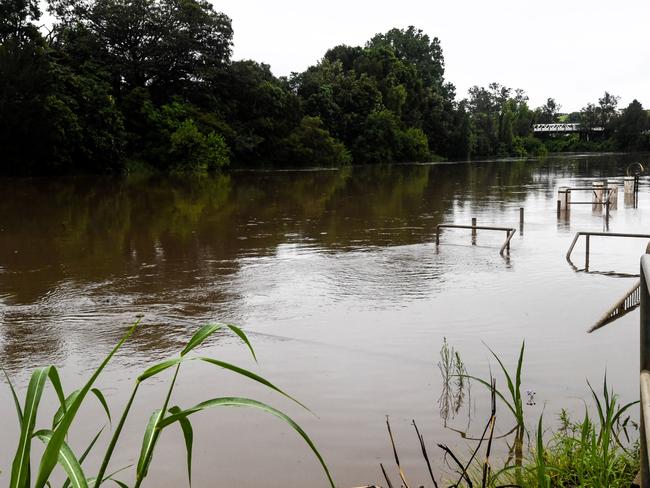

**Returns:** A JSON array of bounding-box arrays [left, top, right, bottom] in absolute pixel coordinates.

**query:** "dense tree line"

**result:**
[[1, 0, 649, 175]]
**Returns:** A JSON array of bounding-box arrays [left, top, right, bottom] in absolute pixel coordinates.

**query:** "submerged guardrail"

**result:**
[[588, 281, 641, 332], [566, 232, 650, 272], [436, 221, 516, 256]]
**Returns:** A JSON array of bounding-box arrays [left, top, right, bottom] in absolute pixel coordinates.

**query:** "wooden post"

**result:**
[[557, 199, 561, 218], [585, 234, 590, 271]]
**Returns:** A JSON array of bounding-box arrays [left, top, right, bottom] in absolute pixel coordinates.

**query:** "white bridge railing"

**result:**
[[533, 123, 604, 133]]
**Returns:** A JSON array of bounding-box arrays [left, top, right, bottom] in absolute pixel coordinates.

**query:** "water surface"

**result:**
[[0, 154, 648, 486]]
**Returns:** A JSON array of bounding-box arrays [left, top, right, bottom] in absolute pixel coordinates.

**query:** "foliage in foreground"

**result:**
[[2, 321, 334, 488], [376, 342, 639, 488]]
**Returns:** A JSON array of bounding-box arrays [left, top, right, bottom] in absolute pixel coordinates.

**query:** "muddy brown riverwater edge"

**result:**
[[0, 153, 649, 487]]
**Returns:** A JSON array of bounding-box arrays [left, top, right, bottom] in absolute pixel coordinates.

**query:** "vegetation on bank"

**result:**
[[2, 0, 650, 175], [2, 322, 334, 487], [378, 341, 639, 488]]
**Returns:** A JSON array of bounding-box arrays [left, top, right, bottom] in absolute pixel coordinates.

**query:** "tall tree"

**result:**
[[49, 0, 233, 100], [598, 91, 620, 134], [537, 98, 561, 124], [616, 99, 649, 151]]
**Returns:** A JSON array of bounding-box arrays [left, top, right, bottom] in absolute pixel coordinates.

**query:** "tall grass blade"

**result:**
[[53, 391, 80, 428], [93, 384, 140, 488], [514, 342, 525, 414], [226, 324, 257, 363], [196, 357, 309, 411], [158, 397, 335, 488], [486, 345, 516, 407], [91, 388, 112, 425], [47, 367, 67, 413], [34, 321, 139, 488], [181, 323, 222, 357], [136, 408, 162, 478], [412, 420, 438, 488], [10, 366, 50, 488], [108, 480, 128, 488], [380, 463, 394, 488], [461, 374, 517, 418], [62, 427, 105, 488], [34, 430, 88, 488], [385, 416, 410, 488], [3, 368, 24, 426], [137, 358, 183, 382], [53, 388, 111, 428], [535, 414, 550, 488], [169, 406, 193, 486]]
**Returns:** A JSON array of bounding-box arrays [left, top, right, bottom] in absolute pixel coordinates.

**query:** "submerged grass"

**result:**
[[2, 321, 334, 488], [375, 341, 639, 488]]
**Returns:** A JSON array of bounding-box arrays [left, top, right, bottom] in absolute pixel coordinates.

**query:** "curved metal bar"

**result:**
[[499, 229, 516, 256], [566, 232, 650, 272], [436, 224, 516, 256]]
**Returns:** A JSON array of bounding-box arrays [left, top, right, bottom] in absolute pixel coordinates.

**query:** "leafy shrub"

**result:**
[[281, 116, 352, 167]]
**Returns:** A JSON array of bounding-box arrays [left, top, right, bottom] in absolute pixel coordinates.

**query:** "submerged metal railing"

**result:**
[[435, 222, 516, 256], [556, 186, 617, 219], [588, 281, 641, 332], [566, 232, 650, 272]]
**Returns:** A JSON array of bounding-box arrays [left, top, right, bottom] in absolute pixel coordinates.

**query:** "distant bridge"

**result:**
[[533, 123, 604, 134]]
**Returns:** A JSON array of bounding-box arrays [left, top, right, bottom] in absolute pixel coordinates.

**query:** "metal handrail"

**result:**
[[639, 256, 650, 486], [588, 281, 641, 332], [436, 224, 516, 256], [566, 232, 650, 272]]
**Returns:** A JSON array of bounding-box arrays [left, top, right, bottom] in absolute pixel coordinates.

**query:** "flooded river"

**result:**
[[0, 153, 648, 486]]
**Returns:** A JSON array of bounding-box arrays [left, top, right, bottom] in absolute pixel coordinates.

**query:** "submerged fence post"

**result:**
[[471, 217, 477, 245], [585, 234, 590, 271], [557, 199, 561, 218]]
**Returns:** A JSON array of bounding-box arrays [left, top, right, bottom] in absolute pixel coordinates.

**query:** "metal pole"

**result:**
[[471, 217, 477, 245], [641, 258, 650, 486], [585, 234, 590, 271], [436, 226, 440, 245], [506, 231, 511, 252], [557, 200, 561, 218], [519, 207, 524, 225]]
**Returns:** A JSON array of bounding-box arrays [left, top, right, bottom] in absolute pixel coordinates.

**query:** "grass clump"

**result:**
[[376, 340, 639, 488], [2, 321, 334, 488]]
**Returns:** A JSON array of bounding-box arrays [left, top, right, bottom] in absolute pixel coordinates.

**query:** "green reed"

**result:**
[[2, 321, 334, 488], [378, 340, 639, 488]]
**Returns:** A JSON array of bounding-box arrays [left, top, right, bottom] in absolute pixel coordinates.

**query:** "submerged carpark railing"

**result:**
[[566, 232, 650, 272], [436, 220, 516, 256]]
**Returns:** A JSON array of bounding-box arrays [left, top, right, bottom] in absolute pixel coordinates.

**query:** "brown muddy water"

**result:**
[[0, 153, 648, 486]]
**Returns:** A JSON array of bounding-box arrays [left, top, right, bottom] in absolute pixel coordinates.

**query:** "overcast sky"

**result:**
[[217, 0, 650, 112]]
